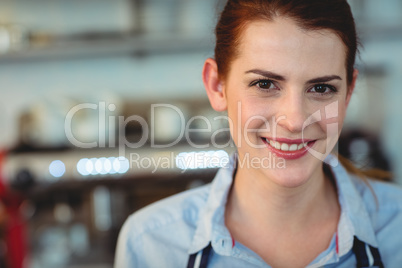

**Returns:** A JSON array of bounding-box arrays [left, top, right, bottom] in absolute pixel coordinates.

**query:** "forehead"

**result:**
[[234, 18, 347, 79]]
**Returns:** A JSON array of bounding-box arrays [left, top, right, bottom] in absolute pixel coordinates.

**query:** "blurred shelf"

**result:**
[[1, 26, 398, 64], [23, 168, 218, 201], [0, 33, 214, 63], [3, 145, 234, 194]]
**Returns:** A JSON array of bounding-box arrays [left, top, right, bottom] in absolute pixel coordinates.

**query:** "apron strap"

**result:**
[[352, 236, 384, 268], [187, 243, 212, 268], [187, 236, 384, 268]]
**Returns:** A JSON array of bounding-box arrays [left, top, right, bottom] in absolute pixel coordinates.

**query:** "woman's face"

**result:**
[[218, 18, 356, 187]]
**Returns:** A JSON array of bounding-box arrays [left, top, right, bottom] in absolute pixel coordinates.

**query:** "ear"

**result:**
[[346, 69, 359, 107], [202, 58, 227, 111]]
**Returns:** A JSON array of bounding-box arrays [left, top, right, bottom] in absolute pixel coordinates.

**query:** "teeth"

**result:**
[[275, 142, 281, 150], [281, 143, 289, 151], [265, 139, 310, 152], [298, 143, 304, 150], [289, 144, 298, 151]]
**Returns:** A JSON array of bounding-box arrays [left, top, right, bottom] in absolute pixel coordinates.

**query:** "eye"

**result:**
[[257, 80, 274, 89], [250, 79, 278, 91], [309, 84, 337, 95]]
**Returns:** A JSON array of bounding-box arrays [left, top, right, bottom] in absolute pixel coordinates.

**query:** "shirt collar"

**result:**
[[326, 154, 379, 256], [188, 153, 379, 257], [188, 154, 236, 254]]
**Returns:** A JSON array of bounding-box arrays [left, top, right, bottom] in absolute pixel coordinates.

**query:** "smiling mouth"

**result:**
[[261, 138, 315, 152]]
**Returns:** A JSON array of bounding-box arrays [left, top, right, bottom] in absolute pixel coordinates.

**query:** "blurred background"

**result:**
[[0, 0, 401, 267]]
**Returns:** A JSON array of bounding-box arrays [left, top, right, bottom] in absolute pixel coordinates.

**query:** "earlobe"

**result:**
[[202, 58, 227, 111], [346, 69, 359, 107]]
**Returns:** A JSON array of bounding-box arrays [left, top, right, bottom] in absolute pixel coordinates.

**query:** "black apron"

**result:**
[[187, 236, 383, 268]]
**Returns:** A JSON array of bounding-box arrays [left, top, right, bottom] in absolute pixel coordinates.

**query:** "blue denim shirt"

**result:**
[[114, 154, 402, 267]]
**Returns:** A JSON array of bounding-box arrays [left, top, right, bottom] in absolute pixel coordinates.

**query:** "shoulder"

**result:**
[[350, 176, 402, 212], [114, 184, 212, 267], [124, 183, 211, 238], [119, 184, 210, 242], [350, 176, 402, 261]]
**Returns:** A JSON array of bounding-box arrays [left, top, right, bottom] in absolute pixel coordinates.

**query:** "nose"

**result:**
[[275, 91, 307, 133]]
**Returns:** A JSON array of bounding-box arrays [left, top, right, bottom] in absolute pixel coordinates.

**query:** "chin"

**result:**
[[258, 152, 322, 188], [265, 167, 313, 188]]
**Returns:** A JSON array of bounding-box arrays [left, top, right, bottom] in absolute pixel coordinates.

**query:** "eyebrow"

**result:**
[[245, 69, 286, 81], [306, 75, 342, 84], [245, 69, 342, 84]]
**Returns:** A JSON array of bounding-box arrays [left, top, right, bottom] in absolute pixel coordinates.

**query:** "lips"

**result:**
[[261, 137, 316, 160]]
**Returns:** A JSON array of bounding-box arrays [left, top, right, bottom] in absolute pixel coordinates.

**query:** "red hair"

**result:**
[[214, 0, 359, 84]]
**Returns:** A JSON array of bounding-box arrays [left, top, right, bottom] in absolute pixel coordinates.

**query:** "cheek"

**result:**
[[335, 106, 348, 134], [226, 98, 240, 142], [318, 102, 348, 136], [227, 97, 270, 142], [242, 99, 273, 130]]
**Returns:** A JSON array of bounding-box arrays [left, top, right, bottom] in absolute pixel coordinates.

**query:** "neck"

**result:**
[[226, 163, 339, 232]]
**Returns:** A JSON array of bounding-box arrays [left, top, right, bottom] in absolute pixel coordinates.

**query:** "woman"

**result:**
[[115, 0, 402, 267]]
